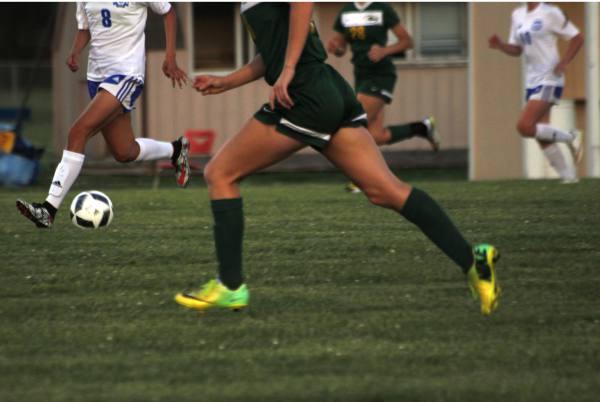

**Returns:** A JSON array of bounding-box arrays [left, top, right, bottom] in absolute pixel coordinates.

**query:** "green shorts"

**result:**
[[254, 63, 367, 150], [354, 71, 397, 104]]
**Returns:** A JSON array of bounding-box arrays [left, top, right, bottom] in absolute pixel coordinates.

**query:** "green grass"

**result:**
[[1, 171, 599, 402]]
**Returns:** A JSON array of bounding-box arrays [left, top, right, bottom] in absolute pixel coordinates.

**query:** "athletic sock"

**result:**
[[543, 144, 576, 180], [211, 198, 244, 290], [45, 150, 85, 210], [134, 138, 174, 162], [400, 187, 473, 273], [535, 123, 574, 143], [42, 201, 57, 218], [171, 139, 182, 165], [387, 122, 428, 144]]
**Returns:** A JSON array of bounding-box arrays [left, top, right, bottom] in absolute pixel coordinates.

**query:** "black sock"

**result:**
[[387, 122, 428, 144], [171, 139, 182, 165], [43, 201, 57, 218], [400, 188, 473, 273], [410, 122, 428, 138], [211, 198, 244, 289]]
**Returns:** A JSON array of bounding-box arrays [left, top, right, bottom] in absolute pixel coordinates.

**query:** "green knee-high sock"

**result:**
[[400, 188, 473, 273], [211, 198, 244, 289], [387, 122, 427, 145]]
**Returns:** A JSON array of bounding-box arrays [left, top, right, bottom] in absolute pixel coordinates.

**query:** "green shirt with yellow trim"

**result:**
[[333, 2, 400, 75]]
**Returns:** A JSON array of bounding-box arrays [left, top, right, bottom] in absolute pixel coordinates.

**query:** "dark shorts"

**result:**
[[254, 63, 367, 150], [354, 71, 397, 104]]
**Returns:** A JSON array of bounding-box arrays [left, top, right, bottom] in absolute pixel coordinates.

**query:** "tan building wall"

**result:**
[[53, 2, 468, 163], [470, 3, 523, 180]]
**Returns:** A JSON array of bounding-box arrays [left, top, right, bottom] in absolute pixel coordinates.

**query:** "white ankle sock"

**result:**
[[543, 144, 576, 180], [45, 150, 85, 209], [535, 124, 574, 143], [134, 138, 174, 161]]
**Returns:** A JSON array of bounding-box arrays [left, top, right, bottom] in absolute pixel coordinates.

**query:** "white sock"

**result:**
[[45, 150, 85, 209], [134, 138, 174, 161], [535, 124, 574, 143], [542, 144, 576, 180]]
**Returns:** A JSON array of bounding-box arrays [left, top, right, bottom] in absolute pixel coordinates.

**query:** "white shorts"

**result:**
[[87, 74, 144, 111], [525, 85, 563, 104]]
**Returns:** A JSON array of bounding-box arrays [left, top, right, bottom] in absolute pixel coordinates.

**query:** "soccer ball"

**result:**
[[70, 191, 114, 229]]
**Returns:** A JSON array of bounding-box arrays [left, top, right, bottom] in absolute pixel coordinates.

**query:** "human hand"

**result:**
[[327, 37, 345, 57], [162, 56, 188, 88], [193, 75, 228, 95], [66, 53, 80, 72], [553, 62, 567, 76], [489, 34, 502, 49], [368, 44, 387, 63], [269, 65, 295, 110]]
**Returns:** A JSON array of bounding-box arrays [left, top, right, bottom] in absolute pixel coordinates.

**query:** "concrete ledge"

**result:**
[[79, 149, 467, 175]]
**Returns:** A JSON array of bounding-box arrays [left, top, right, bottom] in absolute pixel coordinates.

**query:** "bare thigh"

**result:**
[[204, 118, 306, 199], [67, 89, 123, 153], [323, 126, 411, 211], [101, 112, 140, 163], [357, 93, 389, 145], [517, 100, 553, 137]]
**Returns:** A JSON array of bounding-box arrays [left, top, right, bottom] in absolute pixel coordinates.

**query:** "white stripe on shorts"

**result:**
[[280, 118, 332, 142]]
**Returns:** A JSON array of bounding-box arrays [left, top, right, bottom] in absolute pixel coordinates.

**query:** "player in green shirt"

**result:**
[[329, 3, 439, 192], [174, 2, 500, 316]]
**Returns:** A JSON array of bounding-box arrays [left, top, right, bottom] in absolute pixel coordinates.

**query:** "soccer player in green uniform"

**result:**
[[174, 3, 500, 315], [328, 3, 439, 190]]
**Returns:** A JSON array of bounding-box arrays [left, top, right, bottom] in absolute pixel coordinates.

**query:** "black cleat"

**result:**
[[16, 199, 54, 228]]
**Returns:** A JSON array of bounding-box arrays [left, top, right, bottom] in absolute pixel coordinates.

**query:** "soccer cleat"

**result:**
[[567, 129, 584, 165], [174, 279, 249, 312], [468, 244, 501, 315], [561, 177, 580, 184], [174, 136, 190, 188], [560, 164, 579, 184], [423, 116, 440, 152], [16, 199, 54, 228], [345, 182, 362, 194]]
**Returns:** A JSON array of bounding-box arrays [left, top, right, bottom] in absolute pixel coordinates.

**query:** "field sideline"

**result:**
[[1, 170, 599, 401]]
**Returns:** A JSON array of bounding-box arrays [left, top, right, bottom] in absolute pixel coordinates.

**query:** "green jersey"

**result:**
[[241, 2, 327, 86], [333, 2, 400, 75]]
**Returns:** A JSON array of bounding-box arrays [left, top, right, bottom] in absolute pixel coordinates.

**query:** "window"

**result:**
[[390, 3, 468, 64], [191, 3, 255, 73], [418, 3, 467, 57]]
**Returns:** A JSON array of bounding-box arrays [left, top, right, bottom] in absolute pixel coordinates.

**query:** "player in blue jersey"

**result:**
[[16, 2, 189, 228], [489, 2, 584, 182]]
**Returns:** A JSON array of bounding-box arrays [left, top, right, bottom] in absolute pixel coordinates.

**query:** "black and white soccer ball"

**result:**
[[69, 191, 114, 229]]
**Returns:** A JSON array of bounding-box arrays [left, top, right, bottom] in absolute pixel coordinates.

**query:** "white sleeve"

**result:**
[[508, 13, 519, 45], [550, 7, 580, 40], [146, 2, 172, 15], [76, 2, 89, 30]]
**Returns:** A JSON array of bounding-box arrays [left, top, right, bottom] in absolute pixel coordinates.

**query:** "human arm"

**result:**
[[551, 7, 584, 76], [368, 24, 413, 63], [193, 54, 265, 95], [553, 33, 584, 75], [66, 29, 91, 72], [327, 33, 347, 57], [488, 34, 523, 56], [161, 6, 188, 88], [270, 2, 314, 110]]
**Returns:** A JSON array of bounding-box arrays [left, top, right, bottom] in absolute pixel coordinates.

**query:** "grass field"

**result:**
[[1, 170, 599, 401]]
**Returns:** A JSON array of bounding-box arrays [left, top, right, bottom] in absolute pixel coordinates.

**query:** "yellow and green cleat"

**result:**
[[468, 244, 501, 315], [175, 279, 249, 312]]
